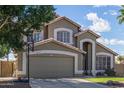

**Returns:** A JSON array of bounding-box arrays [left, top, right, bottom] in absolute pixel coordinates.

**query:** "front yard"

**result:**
[[84, 77, 124, 87], [84, 77, 124, 83]]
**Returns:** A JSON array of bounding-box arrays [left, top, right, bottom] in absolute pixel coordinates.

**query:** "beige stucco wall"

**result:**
[[96, 44, 112, 54], [96, 44, 115, 60], [17, 41, 84, 76], [113, 56, 115, 68], [34, 42, 84, 71], [48, 19, 79, 46]]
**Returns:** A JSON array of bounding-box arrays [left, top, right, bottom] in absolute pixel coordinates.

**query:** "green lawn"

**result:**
[[84, 77, 124, 83]]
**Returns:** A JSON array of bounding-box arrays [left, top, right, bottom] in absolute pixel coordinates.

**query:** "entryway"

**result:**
[[83, 42, 92, 75]]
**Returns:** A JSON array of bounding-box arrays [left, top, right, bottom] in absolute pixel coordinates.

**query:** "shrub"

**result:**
[[96, 72, 105, 76], [104, 68, 116, 76]]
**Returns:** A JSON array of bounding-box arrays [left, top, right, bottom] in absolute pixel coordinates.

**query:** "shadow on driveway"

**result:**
[[0, 77, 30, 88]]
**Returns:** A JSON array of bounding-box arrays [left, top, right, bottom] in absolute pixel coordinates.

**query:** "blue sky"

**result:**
[[54, 5, 124, 55]]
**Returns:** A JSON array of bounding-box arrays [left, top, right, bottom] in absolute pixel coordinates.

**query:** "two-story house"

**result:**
[[18, 16, 118, 78]]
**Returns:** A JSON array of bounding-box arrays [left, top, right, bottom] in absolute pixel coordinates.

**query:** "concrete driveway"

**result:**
[[30, 78, 108, 88]]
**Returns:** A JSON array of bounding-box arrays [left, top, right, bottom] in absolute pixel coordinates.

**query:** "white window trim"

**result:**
[[80, 39, 96, 76], [54, 28, 73, 44], [96, 70, 105, 73], [33, 31, 43, 42], [96, 52, 113, 69]]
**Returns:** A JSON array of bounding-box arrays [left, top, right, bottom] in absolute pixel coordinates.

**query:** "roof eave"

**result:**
[[45, 16, 81, 28], [74, 30, 101, 38], [34, 38, 86, 54]]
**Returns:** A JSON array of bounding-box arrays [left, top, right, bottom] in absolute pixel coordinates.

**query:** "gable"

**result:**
[[77, 31, 97, 42], [33, 38, 86, 53], [46, 18, 80, 39], [75, 30, 100, 38], [47, 17, 81, 28], [96, 42, 118, 56], [34, 41, 83, 54], [48, 18, 79, 34]]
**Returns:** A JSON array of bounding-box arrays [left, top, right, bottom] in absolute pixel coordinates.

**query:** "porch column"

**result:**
[[92, 42, 96, 76], [22, 52, 27, 75]]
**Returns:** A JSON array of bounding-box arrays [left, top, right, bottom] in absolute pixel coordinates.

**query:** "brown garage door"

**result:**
[[29, 55, 74, 78]]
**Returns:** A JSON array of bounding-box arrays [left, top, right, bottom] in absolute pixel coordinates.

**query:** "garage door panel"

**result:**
[[29, 56, 74, 78]]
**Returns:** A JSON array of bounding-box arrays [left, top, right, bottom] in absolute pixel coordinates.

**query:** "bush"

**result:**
[[106, 80, 120, 86], [105, 68, 116, 76], [96, 72, 105, 76]]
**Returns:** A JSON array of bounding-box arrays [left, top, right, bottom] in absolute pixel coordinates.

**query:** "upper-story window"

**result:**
[[54, 28, 73, 44], [33, 32, 43, 42], [57, 31, 70, 43]]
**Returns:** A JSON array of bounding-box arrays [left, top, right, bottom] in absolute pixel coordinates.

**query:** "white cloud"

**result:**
[[87, 13, 99, 21], [86, 13, 111, 33], [93, 5, 121, 8], [103, 10, 118, 16], [115, 5, 122, 7], [93, 5, 107, 8], [97, 38, 124, 46], [110, 10, 118, 15], [103, 12, 108, 15]]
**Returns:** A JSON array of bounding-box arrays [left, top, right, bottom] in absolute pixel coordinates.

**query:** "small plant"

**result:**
[[105, 68, 116, 76], [96, 72, 105, 76]]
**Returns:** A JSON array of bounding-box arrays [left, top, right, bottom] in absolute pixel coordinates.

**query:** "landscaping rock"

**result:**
[[113, 81, 120, 85], [106, 80, 114, 85], [106, 80, 121, 86]]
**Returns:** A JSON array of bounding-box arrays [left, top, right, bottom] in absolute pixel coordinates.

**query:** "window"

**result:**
[[96, 55, 111, 70], [54, 28, 73, 44], [33, 32, 43, 42], [57, 31, 70, 43]]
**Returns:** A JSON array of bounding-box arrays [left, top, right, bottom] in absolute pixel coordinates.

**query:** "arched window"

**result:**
[[54, 28, 73, 44]]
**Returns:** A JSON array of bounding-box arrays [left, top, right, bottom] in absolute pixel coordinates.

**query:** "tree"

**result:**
[[117, 55, 124, 63], [0, 44, 10, 58], [0, 5, 56, 58], [117, 5, 124, 24], [117, 6, 124, 64]]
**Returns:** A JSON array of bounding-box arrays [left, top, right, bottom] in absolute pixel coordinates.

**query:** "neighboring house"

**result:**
[[18, 16, 118, 78]]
